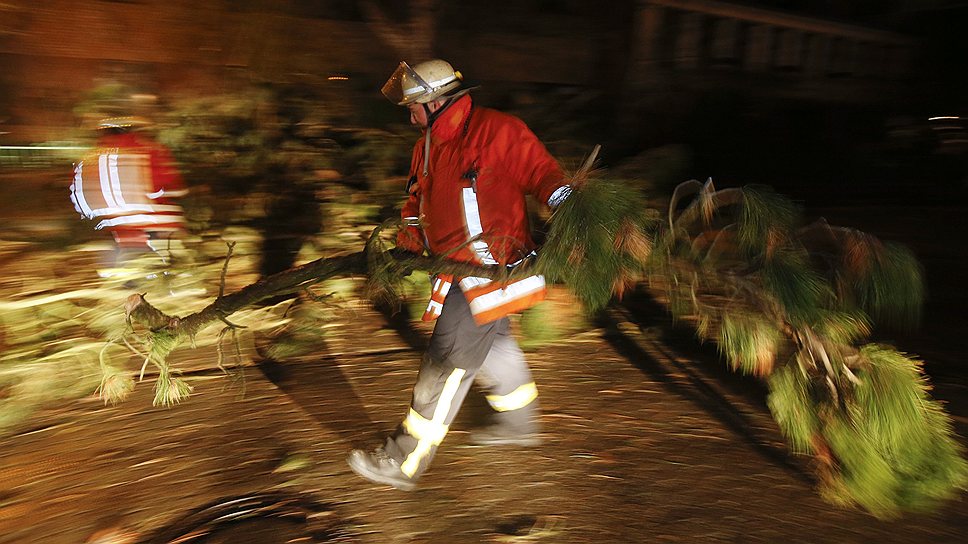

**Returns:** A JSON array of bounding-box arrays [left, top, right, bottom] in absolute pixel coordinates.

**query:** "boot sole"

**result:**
[[346, 454, 417, 491]]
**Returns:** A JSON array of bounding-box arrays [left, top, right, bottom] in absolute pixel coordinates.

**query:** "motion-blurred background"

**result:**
[[1, 0, 965, 195]]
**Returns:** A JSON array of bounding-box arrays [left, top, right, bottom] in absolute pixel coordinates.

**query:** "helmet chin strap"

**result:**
[[421, 97, 456, 176]]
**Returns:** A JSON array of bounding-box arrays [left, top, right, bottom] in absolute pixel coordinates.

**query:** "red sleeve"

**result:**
[[498, 116, 567, 206], [396, 140, 425, 253], [150, 144, 186, 193]]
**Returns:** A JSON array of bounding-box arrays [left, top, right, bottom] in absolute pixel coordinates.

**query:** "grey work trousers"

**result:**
[[383, 287, 539, 480]]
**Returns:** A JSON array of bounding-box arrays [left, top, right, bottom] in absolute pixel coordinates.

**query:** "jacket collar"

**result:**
[[428, 95, 472, 143]]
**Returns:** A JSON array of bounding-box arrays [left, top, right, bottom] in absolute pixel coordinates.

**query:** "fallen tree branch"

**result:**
[[124, 247, 524, 344]]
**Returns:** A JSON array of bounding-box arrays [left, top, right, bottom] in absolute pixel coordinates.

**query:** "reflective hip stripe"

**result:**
[[463, 275, 547, 325], [461, 187, 498, 265], [401, 367, 466, 477], [95, 213, 185, 230], [486, 382, 538, 412]]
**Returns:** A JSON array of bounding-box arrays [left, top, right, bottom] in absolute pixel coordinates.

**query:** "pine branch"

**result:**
[[652, 180, 965, 518], [124, 247, 520, 346], [112, 173, 966, 517]]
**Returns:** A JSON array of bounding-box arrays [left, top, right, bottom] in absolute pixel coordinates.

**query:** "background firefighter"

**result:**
[[347, 59, 573, 491], [70, 116, 188, 278]]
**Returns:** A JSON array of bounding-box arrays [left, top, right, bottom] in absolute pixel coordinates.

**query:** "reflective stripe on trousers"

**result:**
[[383, 287, 539, 480]]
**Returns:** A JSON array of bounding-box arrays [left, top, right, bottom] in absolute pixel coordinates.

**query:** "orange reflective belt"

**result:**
[[422, 274, 546, 325], [461, 275, 546, 325]]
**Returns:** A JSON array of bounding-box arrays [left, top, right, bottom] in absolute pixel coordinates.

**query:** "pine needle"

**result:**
[[767, 364, 820, 453], [96, 366, 135, 405], [760, 248, 832, 326], [852, 242, 924, 330], [794, 345, 968, 517], [718, 313, 780, 376], [738, 185, 800, 256], [538, 174, 657, 313]]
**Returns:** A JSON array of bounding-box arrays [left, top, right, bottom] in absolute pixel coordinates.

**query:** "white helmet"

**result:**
[[381, 59, 467, 105]]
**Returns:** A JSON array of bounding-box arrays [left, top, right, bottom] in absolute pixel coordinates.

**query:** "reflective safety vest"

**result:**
[[70, 146, 185, 232]]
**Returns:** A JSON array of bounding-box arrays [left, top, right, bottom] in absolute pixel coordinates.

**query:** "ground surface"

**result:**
[[0, 171, 966, 543]]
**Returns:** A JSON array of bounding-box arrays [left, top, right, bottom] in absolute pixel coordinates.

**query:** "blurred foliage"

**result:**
[[255, 309, 326, 363], [772, 346, 967, 518], [492, 167, 967, 515], [69, 81, 411, 236], [649, 178, 967, 517], [537, 173, 659, 314], [609, 144, 696, 198], [515, 298, 586, 351]]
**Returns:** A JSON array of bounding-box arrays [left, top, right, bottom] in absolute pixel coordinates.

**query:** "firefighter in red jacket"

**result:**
[[348, 59, 572, 490], [70, 116, 188, 276]]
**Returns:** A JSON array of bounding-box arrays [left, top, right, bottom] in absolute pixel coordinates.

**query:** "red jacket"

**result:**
[[70, 132, 187, 232], [397, 95, 570, 323]]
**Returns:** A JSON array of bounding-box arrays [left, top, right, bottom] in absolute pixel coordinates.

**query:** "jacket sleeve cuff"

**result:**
[[547, 185, 572, 208]]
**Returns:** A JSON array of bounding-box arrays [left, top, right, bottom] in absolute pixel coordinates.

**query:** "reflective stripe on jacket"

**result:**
[[70, 132, 186, 232]]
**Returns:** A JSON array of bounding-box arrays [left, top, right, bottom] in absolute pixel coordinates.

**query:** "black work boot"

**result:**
[[468, 425, 542, 447], [346, 447, 417, 491]]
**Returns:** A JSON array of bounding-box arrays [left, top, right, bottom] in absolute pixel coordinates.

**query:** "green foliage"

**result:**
[[760, 248, 832, 326], [362, 220, 408, 310], [813, 310, 872, 346], [847, 241, 924, 330], [770, 344, 968, 518], [159, 88, 280, 186], [653, 179, 964, 517], [718, 313, 782, 376], [153, 365, 194, 406], [96, 364, 136, 405], [0, 254, 138, 432], [737, 185, 800, 255], [340, 128, 412, 192], [767, 365, 820, 453], [517, 301, 566, 351], [537, 176, 658, 313], [821, 345, 968, 517], [400, 272, 432, 322]]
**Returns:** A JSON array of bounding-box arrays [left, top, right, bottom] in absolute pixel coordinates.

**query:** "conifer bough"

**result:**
[[121, 173, 966, 519]]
